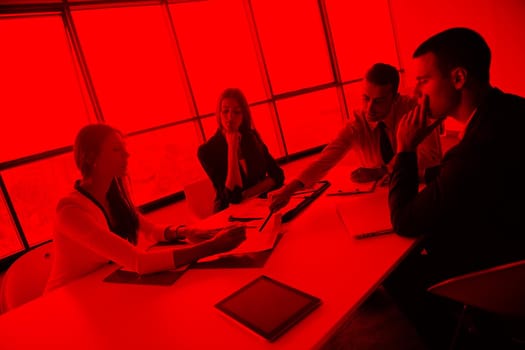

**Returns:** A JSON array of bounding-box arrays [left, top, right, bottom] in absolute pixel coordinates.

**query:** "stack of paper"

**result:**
[[336, 196, 393, 239]]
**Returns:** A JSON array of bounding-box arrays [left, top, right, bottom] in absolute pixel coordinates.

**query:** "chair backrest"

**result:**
[[428, 259, 525, 317], [183, 177, 216, 220], [0, 242, 54, 314]]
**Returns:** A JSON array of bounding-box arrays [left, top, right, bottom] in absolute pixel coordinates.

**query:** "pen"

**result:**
[[228, 215, 263, 222], [291, 189, 317, 196], [326, 179, 380, 196], [326, 189, 363, 196], [258, 210, 274, 232], [354, 229, 393, 240], [379, 174, 390, 187]]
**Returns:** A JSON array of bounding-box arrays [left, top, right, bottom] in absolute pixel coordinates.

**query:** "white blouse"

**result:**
[[45, 189, 175, 291]]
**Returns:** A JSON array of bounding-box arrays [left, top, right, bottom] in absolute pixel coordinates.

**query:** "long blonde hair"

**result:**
[[216, 88, 255, 134], [73, 124, 139, 244]]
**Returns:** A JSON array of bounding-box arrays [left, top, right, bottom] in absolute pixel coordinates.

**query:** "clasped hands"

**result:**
[[225, 131, 242, 156]]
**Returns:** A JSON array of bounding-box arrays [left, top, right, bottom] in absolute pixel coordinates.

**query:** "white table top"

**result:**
[[0, 168, 417, 349]]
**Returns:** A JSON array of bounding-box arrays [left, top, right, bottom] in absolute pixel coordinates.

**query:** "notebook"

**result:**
[[215, 275, 321, 342], [336, 195, 393, 239], [281, 180, 331, 223], [103, 265, 188, 286], [196, 213, 282, 263]]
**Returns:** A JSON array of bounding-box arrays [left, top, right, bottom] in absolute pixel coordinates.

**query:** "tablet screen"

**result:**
[[215, 275, 321, 342]]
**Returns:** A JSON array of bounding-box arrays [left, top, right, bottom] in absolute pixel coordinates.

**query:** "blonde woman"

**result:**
[[198, 88, 284, 212], [46, 124, 245, 291]]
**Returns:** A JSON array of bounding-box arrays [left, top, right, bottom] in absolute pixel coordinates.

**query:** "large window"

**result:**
[[0, 15, 93, 163], [344, 82, 366, 116], [0, 0, 403, 265], [168, 0, 268, 115], [0, 189, 24, 259], [2, 154, 77, 246], [72, 5, 192, 132], [325, 0, 399, 81], [276, 88, 344, 154], [126, 123, 204, 205], [250, 0, 334, 94]]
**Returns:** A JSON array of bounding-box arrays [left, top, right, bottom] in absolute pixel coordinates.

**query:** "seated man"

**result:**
[[386, 27, 525, 349], [269, 63, 442, 211]]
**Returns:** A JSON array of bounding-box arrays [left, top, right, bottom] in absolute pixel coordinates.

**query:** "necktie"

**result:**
[[378, 121, 394, 164]]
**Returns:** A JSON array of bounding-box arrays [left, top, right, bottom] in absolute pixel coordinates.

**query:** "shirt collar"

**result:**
[[457, 107, 478, 140], [369, 108, 395, 130]]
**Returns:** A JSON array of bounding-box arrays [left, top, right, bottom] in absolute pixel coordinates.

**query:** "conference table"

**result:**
[[0, 167, 418, 349]]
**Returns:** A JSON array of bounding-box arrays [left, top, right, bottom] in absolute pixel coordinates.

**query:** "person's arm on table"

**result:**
[[269, 122, 356, 211]]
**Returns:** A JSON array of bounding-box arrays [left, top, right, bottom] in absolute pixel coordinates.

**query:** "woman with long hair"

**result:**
[[198, 88, 284, 212], [46, 123, 245, 291]]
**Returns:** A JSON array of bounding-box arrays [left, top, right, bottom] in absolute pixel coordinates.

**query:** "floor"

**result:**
[[320, 287, 429, 350]]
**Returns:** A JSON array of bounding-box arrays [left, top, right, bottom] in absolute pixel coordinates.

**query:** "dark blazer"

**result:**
[[389, 88, 525, 281], [198, 130, 285, 212]]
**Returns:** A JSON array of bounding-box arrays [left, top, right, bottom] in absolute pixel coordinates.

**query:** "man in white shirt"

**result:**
[[269, 63, 442, 211]]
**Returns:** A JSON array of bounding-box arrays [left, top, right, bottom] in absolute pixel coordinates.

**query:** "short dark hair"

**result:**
[[365, 63, 400, 95], [413, 27, 491, 84]]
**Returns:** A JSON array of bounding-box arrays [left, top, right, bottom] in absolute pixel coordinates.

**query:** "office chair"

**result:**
[[428, 259, 525, 349], [0, 241, 54, 314], [183, 177, 216, 220]]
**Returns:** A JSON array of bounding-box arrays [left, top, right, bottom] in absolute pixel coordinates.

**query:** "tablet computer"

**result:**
[[282, 180, 331, 223], [215, 275, 321, 342]]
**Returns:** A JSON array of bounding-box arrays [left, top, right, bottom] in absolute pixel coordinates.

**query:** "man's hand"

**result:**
[[397, 95, 445, 153], [268, 180, 303, 212], [350, 167, 387, 183]]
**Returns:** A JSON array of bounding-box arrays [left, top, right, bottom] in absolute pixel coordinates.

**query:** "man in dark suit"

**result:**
[[385, 27, 525, 349]]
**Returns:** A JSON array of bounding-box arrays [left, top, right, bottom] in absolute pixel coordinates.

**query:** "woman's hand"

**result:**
[[268, 180, 303, 212], [225, 132, 241, 154], [225, 132, 243, 191], [184, 227, 219, 243], [210, 224, 246, 254]]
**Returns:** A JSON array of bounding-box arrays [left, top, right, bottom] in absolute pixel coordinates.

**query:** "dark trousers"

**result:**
[[382, 249, 462, 350], [383, 249, 524, 350]]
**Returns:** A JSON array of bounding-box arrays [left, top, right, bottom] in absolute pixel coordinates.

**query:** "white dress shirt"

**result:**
[[297, 95, 442, 187], [46, 189, 175, 291]]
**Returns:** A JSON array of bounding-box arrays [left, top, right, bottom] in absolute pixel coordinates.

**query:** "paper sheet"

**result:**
[[197, 212, 282, 262], [335, 196, 392, 237]]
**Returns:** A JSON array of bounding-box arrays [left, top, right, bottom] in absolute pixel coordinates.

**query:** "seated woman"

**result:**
[[46, 124, 246, 291], [198, 88, 284, 212]]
